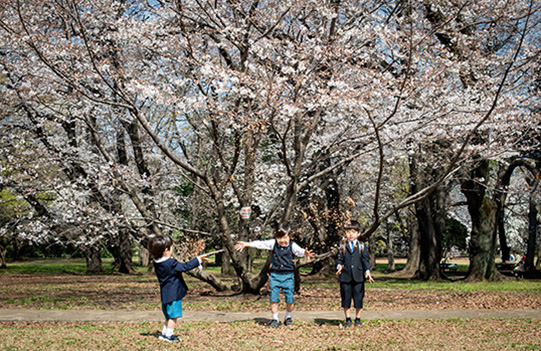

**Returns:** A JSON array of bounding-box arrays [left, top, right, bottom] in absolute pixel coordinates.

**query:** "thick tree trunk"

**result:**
[[494, 160, 517, 263], [111, 228, 135, 274], [408, 142, 446, 281], [220, 248, 232, 275], [82, 244, 104, 274], [400, 206, 421, 277], [187, 268, 231, 291], [0, 246, 7, 268], [462, 159, 499, 282], [415, 193, 444, 281]]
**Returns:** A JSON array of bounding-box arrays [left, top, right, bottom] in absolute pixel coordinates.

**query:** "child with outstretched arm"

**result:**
[[235, 222, 314, 327], [148, 234, 210, 342], [336, 220, 374, 327]]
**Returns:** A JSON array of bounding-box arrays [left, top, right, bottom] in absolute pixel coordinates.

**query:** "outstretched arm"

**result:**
[[236, 239, 275, 252], [235, 241, 251, 251], [304, 249, 315, 258]]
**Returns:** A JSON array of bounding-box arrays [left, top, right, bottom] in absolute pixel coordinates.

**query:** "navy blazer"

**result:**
[[153, 257, 200, 305], [336, 242, 370, 283]]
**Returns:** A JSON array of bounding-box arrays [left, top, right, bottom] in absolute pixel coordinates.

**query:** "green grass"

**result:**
[[371, 277, 541, 292], [0, 259, 148, 275], [2, 257, 540, 294]]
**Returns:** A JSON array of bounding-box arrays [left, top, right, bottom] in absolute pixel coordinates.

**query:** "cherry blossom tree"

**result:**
[[1, 0, 540, 286]]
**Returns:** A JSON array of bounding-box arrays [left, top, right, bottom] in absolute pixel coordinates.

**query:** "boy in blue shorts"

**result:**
[[148, 234, 210, 342], [235, 222, 314, 327]]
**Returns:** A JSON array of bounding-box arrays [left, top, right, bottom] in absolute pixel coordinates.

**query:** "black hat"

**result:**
[[344, 220, 362, 232]]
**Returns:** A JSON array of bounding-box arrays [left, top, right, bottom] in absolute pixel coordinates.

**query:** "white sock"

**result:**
[[165, 327, 174, 337], [285, 312, 292, 319], [272, 313, 279, 321], [161, 325, 168, 335]]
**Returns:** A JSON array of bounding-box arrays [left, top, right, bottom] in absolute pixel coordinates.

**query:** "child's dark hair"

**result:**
[[344, 220, 362, 232], [274, 222, 292, 238], [147, 235, 173, 259]]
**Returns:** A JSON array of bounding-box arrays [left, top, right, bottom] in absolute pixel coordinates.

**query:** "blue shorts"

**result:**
[[269, 272, 295, 303], [162, 300, 183, 320]]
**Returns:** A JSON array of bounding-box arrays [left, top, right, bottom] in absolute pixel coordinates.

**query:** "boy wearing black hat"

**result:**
[[336, 220, 374, 327]]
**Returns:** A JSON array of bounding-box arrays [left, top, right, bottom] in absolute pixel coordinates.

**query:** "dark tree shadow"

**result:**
[[140, 331, 161, 339], [254, 317, 273, 326], [314, 319, 343, 326]]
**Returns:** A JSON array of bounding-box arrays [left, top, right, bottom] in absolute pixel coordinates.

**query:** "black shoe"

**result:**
[[159, 334, 180, 342], [269, 319, 281, 328], [355, 319, 362, 326], [344, 319, 352, 328], [284, 317, 293, 326]]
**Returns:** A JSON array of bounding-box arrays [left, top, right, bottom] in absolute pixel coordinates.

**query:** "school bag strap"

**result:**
[[339, 239, 365, 259]]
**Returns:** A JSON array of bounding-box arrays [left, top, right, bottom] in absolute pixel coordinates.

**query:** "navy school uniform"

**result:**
[[153, 257, 200, 318], [336, 240, 370, 309]]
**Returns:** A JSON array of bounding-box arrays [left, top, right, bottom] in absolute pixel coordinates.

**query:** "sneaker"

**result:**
[[284, 317, 293, 326], [269, 319, 281, 328], [355, 319, 362, 326], [344, 319, 352, 328], [159, 334, 180, 342]]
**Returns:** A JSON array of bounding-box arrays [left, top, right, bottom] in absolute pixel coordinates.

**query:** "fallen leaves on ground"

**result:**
[[0, 319, 539, 351], [1, 274, 540, 312]]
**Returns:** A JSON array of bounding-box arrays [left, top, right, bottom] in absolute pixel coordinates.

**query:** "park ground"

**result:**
[[0, 257, 540, 350]]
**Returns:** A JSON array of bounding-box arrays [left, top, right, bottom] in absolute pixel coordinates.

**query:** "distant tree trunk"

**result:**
[[115, 228, 135, 274], [496, 208, 510, 262], [368, 235, 376, 271], [401, 206, 421, 276], [138, 243, 150, 267], [385, 220, 395, 272], [462, 159, 499, 282], [325, 177, 343, 247], [525, 179, 539, 273], [82, 244, 103, 274]]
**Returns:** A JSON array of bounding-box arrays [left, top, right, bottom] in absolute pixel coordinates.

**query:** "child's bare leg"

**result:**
[[355, 308, 362, 319], [343, 307, 351, 319], [270, 302, 279, 314], [166, 318, 177, 330], [286, 302, 294, 313]]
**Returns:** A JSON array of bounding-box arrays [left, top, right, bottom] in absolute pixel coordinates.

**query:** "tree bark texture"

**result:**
[[462, 159, 499, 282], [401, 206, 421, 277], [525, 179, 539, 273], [82, 244, 104, 274]]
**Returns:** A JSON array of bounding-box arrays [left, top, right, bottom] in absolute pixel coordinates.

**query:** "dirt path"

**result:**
[[1, 309, 540, 323]]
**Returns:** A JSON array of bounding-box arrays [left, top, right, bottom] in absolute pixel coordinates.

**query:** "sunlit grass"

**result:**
[[371, 279, 541, 292], [2, 257, 540, 295], [0, 258, 148, 275]]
